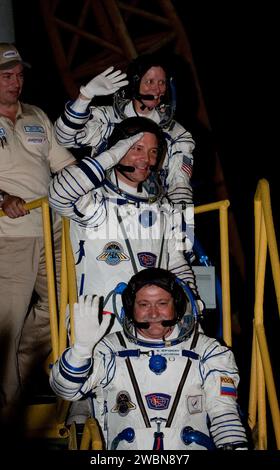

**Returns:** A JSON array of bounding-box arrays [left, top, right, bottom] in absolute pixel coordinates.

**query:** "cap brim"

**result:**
[[0, 59, 31, 70]]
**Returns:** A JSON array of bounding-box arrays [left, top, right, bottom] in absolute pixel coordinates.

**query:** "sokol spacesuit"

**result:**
[[50, 268, 248, 450], [54, 53, 194, 205], [48, 117, 197, 330]]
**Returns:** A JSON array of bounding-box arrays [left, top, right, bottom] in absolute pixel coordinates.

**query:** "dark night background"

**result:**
[[10, 0, 279, 444], [11, 1, 278, 224]]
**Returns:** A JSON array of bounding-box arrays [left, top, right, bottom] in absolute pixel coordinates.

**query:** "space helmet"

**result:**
[[113, 52, 176, 129], [121, 268, 199, 347]]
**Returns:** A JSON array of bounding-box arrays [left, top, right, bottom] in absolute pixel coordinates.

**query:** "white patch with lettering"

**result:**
[[24, 125, 45, 133], [27, 137, 45, 144]]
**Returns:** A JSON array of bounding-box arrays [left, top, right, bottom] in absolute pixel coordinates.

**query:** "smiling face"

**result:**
[[0, 63, 24, 107], [133, 284, 175, 339], [134, 66, 167, 114], [116, 131, 159, 187]]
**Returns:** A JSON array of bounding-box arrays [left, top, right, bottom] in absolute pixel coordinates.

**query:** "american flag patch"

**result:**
[[182, 155, 193, 177], [220, 376, 237, 397]]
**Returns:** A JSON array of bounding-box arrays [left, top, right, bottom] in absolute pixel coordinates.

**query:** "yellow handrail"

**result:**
[[0, 197, 59, 361], [0, 197, 46, 216], [248, 178, 280, 449], [59, 221, 69, 356], [41, 198, 59, 362], [0, 197, 71, 439], [62, 217, 77, 347], [80, 417, 103, 450], [61, 200, 232, 347], [255, 180, 280, 314], [195, 199, 232, 346], [60, 199, 232, 450]]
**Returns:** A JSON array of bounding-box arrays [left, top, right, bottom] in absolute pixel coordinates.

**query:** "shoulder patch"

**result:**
[[220, 376, 237, 397], [24, 125, 45, 133]]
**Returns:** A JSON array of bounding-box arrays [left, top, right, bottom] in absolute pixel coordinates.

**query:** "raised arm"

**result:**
[[54, 67, 127, 149], [48, 133, 142, 222], [50, 295, 111, 401]]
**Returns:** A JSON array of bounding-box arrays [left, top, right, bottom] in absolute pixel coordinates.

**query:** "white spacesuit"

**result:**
[[49, 118, 196, 330], [54, 54, 194, 205], [50, 268, 248, 450]]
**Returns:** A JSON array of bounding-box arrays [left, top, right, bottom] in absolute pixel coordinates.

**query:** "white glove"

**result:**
[[96, 132, 143, 170], [80, 66, 128, 100], [72, 295, 111, 358]]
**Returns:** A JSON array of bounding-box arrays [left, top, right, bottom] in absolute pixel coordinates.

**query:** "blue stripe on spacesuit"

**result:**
[[59, 366, 88, 384], [51, 168, 87, 203], [210, 412, 247, 447], [202, 342, 232, 362], [51, 171, 79, 201], [106, 198, 129, 206], [87, 157, 104, 179], [75, 241, 85, 265], [79, 273, 85, 295], [104, 179, 155, 203], [78, 159, 104, 188], [61, 111, 88, 130], [66, 100, 91, 119], [61, 349, 92, 372], [99, 340, 117, 387], [58, 350, 92, 384], [198, 341, 239, 385], [182, 350, 199, 359], [73, 205, 85, 218], [117, 350, 141, 358], [199, 362, 238, 384], [62, 168, 86, 194]]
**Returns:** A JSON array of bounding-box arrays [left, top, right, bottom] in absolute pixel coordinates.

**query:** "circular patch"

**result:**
[[139, 209, 157, 227]]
